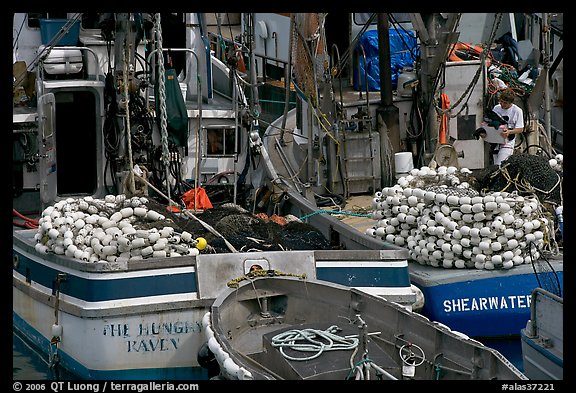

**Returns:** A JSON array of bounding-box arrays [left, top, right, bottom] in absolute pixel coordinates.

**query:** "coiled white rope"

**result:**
[[271, 325, 358, 361]]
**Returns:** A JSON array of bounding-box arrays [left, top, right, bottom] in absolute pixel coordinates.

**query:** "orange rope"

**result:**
[[13, 209, 39, 224], [13, 220, 37, 229], [13, 209, 39, 228], [439, 93, 450, 145]]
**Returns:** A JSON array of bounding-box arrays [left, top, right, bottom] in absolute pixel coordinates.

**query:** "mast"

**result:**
[[542, 13, 552, 149], [408, 13, 460, 165], [376, 13, 399, 187]]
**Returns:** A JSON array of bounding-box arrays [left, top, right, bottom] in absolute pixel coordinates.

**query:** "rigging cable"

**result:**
[[123, 14, 136, 194], [154, 13, 173, 209]]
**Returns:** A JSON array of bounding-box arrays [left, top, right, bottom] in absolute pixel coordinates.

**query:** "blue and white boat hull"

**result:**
[[14, 228, 414, 379], [410, 261, 563, 338], [13, 231, 211, 379], [520, 288, 563, 380]]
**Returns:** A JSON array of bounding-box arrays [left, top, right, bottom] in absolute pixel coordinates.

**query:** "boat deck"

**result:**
[[253, 321, 398, 380], [337, 194, 375, 234]]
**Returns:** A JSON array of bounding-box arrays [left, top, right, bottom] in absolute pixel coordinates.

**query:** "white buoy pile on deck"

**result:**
[[548, 153, 563, 172], [33, 194, 203, 264], [365, 166, 553, 270]]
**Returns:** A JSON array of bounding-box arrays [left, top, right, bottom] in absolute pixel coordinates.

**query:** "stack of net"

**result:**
[[484, 154, 562, 206], [167, 203, 332, 253]]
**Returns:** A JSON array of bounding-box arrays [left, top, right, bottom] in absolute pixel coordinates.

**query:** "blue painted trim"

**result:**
[[13, 250, 198, 302], [13, 312, 208, 380], [317, 266, 410, 287], [14, 249, 412, 302]]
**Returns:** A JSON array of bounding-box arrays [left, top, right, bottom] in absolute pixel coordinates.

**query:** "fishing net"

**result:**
[[423, 184, 480, 197], [292, 13, 328, 104], [407, 171, 481, 197], [480, 154, 562, 205], [161, 202, 332, 253], [528, 242, 562, 297]]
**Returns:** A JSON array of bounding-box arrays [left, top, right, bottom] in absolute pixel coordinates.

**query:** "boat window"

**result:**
[[205, 127, 238, 157], [353, 13, 375, 26], [26, 13, 68, 28], [353, 13, 411, 26], [80, 13, 102, 30]]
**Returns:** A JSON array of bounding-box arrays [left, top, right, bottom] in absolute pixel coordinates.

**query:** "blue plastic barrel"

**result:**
[[39, 19, 81, 46]]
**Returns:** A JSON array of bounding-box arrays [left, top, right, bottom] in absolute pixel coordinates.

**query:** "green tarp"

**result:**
[[155, 68, 188, 148]]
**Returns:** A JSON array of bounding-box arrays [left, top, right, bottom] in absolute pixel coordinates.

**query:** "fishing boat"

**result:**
[[520, 287, 563, 380], [12, 12, 563, 379], [247, 12, 564, 340], [12, 12, 417, 380], [200, 274, 527, 380]]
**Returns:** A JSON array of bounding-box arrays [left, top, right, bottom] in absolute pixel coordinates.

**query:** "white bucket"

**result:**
[[395, 152, 414, 174], [397, 67, 416, 97], [179, 82, 187, 101]]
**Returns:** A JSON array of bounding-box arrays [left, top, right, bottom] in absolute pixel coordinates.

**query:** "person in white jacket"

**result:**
[[490, 89, 524, 165]]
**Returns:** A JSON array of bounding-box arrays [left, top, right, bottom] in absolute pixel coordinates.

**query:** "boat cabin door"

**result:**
[[37, 92, 57, 207]]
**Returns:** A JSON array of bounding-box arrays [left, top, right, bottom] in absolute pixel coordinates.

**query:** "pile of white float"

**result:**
[[365, 165, 555, 270], [33, 194, 207, 263], [548, 153, 564, 172]]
